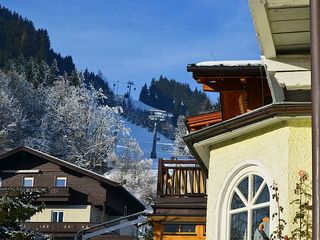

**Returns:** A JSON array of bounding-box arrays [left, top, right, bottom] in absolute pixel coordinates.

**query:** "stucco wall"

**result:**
[[287, 120, 312, 229], [30, 205, 91, 222], [206, 118, 311, 239]]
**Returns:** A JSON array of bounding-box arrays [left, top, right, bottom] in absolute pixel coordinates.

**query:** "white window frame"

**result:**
[[51, 211, 64, 222], [215, 161, 275, 240], [55, 177, 67, 187], [23, 177, 34, 187]]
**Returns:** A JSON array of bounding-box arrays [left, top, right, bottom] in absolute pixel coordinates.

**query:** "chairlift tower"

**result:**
[[148, 109, 166, 158], [126, 81, 135, 108]]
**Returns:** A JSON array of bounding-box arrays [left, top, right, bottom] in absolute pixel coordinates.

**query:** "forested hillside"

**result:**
[[0, 5, 112, 98], [139, 75, 213, 118], [0, 5, 154, 202]]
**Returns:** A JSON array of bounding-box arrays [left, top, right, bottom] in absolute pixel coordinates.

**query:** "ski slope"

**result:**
[[124, 120, 174, 170]]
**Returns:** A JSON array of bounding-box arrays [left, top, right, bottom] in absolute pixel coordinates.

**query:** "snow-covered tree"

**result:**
[[106, 134, 156, 202], [173, 115, 190, 156], [0, 188, 51, 240], [105, 159, 156, 204], [0, 63, 155, 203], [0, 71, 26, 152], [26, 76, 125, 173]]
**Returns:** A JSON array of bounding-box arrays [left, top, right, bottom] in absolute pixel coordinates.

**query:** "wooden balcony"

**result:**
[[152, 159, 207, 218], [157, 159, 206, 199], [40, 187, 70, 201], [0, 187, 70, 201], [21, 222, 137, 239], [21, 222, 97, 233]]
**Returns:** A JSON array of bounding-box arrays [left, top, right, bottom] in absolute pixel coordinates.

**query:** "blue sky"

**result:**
[[1, 0, 261, 100]]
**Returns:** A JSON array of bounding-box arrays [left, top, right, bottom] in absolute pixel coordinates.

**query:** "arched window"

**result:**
[[228, 173, 270, 240]]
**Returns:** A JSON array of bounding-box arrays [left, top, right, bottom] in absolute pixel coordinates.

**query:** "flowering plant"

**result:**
[[270, 170, 312, 240], [290, 170, 312, 240]]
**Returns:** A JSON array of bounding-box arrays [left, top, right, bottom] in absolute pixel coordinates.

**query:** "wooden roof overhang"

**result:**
[[187, 64, 267, 92], [183, 102, 311, 176], [187, 63, 272, 122], [249, 0, 310, 58]]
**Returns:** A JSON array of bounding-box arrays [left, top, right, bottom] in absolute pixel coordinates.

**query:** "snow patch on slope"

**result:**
[[123, 119, 173, 170]]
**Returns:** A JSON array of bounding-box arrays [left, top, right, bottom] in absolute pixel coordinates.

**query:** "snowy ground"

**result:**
[[130, 99, 157, 112], [123, 119, 174, 170]]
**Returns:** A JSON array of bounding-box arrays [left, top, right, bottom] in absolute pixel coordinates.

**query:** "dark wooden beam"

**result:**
[[196, 76, 265, 84]]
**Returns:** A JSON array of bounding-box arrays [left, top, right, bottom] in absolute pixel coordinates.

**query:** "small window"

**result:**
[[52, 211, 64, 222], [55, 177, 67, 187], [23, 177, 34, 187], [163, 224, 196, 235]]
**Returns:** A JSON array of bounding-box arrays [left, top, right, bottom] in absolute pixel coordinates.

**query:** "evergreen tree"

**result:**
[[139, 83, 149, 103], [138, 76, 213, 120]]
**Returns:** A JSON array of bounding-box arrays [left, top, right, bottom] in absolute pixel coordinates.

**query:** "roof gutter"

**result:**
[[183, 102, 311, 176]]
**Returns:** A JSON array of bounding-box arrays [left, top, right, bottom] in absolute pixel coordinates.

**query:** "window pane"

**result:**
[[253, 175, 263, 197], [255, 185, 270, 204], [164, 224, 179, 233], [238, 177, 248, 200], [163, 224, 196, 233], [231, 212, 247, 240], [55, 177, 66, 187], [23, 177, 33, 187], [58, 212, 64, 222], [252, 207, 269, 240], [180, 224, 196, 233], [52, 212, 58, 222], [231, 192, 245, 209]]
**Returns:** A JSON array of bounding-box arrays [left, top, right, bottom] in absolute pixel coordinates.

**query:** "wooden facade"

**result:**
[[0, 146, 145, 239], [149, 159, 207, 240]]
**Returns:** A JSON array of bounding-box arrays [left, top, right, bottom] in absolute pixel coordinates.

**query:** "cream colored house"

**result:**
[[184, 0, 311, 239]]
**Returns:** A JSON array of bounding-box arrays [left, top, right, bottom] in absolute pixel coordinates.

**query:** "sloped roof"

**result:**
[[186, 111, 223, 132], [0, 146, 119, 186], [0, 146, 146, 209]]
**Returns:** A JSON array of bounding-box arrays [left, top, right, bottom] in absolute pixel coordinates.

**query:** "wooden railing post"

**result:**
[[156, 158, 163, 197]]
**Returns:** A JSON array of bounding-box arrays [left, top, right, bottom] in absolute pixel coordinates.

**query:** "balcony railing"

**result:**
[[0, 187, 70, 201], [157, 159, 207, 198], [41, 187, 70, 197], [21, 222, 98, 233]]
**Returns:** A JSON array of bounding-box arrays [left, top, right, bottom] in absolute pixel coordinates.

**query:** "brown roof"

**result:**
[[186, 111, 222, 132], [0, 146, 146, 209]]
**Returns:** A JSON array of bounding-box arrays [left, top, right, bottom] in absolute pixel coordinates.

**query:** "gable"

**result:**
[[0, 147, 146, 211]]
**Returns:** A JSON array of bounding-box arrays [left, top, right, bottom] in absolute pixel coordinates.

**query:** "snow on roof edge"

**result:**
[[194, 60, 262, 67]]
